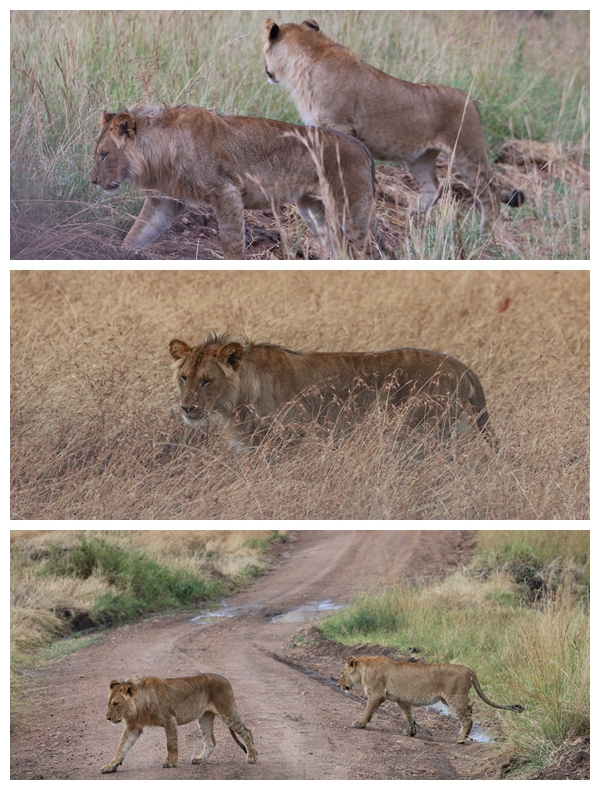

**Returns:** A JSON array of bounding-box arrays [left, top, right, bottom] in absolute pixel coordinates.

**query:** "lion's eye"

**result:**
[[100, 152, 108, 161], [201, 379, 212, 387], [180, 374, 187, 382]]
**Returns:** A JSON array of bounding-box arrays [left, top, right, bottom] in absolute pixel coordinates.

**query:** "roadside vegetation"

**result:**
[[322, 530, 589, 777], [10, 9, 589, 259], [10, 529, 286, 729]]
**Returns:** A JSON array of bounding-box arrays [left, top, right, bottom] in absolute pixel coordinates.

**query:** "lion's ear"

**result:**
[[265, 19, 280, 40], [170, 339, 192, 360], [217, 342, 245, 371], [102, 111, 116, 126], [302, 19, 320, 32], [108, 680, 122, 690], [122, 681, 136, 697], [348, 657, 356, 667], [110, 113, 137, 146]]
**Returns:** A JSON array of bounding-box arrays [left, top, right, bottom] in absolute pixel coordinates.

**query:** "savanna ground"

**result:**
[[10, 9, 589, 260], [10, 269, 589, 520], [10, 530, 590, 780]]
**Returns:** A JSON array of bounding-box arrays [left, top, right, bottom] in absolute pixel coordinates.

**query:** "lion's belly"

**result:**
[[386, 690, 444, 707], [241, 178, 311, 211]]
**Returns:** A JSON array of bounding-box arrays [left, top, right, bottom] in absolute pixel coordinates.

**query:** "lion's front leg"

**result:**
[[397, 701, 417, 737], [353, 693, 386, 728], [101, 724, 143, 773], [123, 196, 185, 250]]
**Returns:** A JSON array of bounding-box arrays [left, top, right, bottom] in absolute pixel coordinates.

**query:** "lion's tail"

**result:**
[[501, 189, 525, 208], [466, 370, 497, 450], [469, 670, 524, 712], [228, 728, 248, 754]]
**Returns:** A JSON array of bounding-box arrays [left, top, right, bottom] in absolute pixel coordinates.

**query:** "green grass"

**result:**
[[44, 535, 224, 625], [321, 530, 589, 775], [10, 10, 589, 259]]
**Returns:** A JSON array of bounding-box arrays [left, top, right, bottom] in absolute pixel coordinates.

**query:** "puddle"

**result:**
[[271, 600, 343, 624], [431, 701, 492, 743], [191, 604, 258, 625]]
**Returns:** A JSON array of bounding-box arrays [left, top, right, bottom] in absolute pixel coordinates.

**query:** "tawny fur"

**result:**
[[101, 674, 257, 773], [90, 104, 384, 259], [169, 333, 495, 448], [263, 19, 524, 227], [338, 655, 523, 743]]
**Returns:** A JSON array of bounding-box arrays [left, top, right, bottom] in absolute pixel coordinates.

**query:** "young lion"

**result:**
[[101, 674, 257, 773], [90, 104, 384, 259], [263, 19, 524, 227], [339, 656, 523, 744], [169, 333, 495, 449]]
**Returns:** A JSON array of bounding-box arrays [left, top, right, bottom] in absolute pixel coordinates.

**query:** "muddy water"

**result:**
[[431, 701, 492, 742], [271, 600, 343, 623]]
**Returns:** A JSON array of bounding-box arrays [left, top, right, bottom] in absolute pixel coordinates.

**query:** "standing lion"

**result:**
[[90, 104, 384, 259], [263, 19, 524, 227]]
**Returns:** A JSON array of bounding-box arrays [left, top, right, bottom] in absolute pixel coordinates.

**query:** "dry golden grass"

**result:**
[[10, 270, 589, 519]]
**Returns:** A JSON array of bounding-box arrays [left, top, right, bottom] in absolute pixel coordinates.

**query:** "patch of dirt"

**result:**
[[10, 530, 579, 781]]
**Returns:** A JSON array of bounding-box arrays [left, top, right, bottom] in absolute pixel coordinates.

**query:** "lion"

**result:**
[[263, 19, 524, 227], [169, 333, 495, 449], [101, 674, 258, 773], [338, 656, 523, 744], [90, 104, 384, 259]]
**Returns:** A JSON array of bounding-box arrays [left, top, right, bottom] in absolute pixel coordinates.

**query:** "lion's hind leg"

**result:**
[[220, 710, 258, 764], [192, 711, 216, 764], [397, 701, 417, 737], [447, 694, 473, 744], [296, 194, 333, 256], [452, 149, 500, 229]]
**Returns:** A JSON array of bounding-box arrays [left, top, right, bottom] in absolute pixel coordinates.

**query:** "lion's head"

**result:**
[[90, 112, 137, 194], [169, 337, 247, 426], [263, 19, 321, 85], [338, 657, 360, 691], [106, 679, 138, 724]]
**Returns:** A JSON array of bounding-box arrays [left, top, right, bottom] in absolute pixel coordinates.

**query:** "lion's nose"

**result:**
[[182, 405, 196, 414]]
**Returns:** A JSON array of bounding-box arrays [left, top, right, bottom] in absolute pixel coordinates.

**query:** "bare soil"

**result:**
[[10, 530, 530, 780]]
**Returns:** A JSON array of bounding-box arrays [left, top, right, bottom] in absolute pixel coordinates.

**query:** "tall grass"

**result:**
[[10, 269, 589, 519], [321, 530, 589, 774], [11, 529, 285, 656], [10, 10, 589, 259]]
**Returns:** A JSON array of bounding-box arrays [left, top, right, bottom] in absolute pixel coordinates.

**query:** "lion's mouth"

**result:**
[[100, 183, 120, 195]]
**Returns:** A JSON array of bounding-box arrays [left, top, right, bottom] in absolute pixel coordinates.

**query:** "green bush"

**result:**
[[45, 536, 221, 624]]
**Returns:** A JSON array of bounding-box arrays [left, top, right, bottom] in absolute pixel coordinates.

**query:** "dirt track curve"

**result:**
[[11, 530, 497, 781]]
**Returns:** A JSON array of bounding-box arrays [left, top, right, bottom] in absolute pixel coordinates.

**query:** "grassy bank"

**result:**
[[10, 10, 589, 259], [322, 530, 589, 776], [10, 528, 285, 728]]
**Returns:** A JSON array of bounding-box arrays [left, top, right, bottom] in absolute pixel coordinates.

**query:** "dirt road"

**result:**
[[11, 530, 494, 781]]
